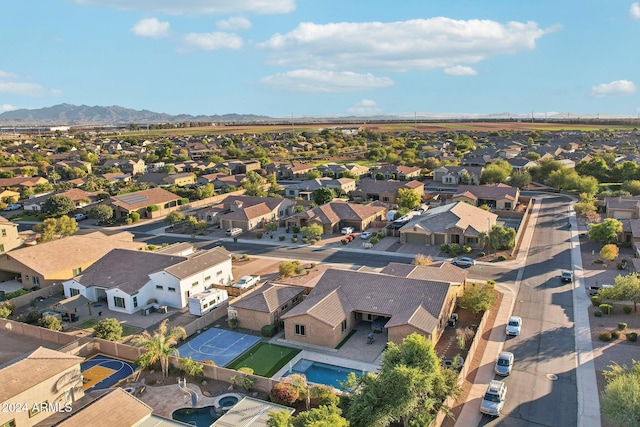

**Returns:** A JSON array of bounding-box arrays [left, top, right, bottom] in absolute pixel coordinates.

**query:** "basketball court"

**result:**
[[81, 354, 137, 391], [177, 327, 261, 366]]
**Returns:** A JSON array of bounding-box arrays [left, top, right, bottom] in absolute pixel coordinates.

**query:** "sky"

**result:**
[[1, 0, 640, 118]]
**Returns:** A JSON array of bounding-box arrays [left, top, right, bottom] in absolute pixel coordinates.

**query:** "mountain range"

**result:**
[[0, 104, 273, 126]]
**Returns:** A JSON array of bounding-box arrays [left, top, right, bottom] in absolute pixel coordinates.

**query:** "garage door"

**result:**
[[433, 234, 445, 245], [613, 211, 633, 219], [405, 233, 426, 245]]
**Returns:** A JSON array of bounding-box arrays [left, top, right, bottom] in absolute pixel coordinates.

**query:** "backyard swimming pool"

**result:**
[[172, 406, 220, 426], [284, 359, 364, 389]]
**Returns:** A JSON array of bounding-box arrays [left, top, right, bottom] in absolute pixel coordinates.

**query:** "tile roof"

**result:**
[[164, 247, 232, 280], [231, 283, 305, 313], [293, 200, 386, 224], [110, 188, 181, 210], [281, 269, 450, 334], [403, 201, 497, 236], [380, 261, 468, 284], [454, 184, 518, 201], [3, 232, 144, 276], [0, 347, 83, 402]]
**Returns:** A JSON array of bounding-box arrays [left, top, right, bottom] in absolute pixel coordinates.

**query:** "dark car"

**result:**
[[561, 270, 573, 282]]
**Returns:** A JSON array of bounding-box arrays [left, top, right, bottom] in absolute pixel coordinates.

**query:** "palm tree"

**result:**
[[131, 319, 186, 378]]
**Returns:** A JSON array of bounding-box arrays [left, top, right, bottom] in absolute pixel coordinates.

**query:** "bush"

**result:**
[[370, 237, 379, 244], [0, 301, 16, 318], [293, 227, 300, 234], [41, 315, 62, 331], [179, 198, 190, 206], [292, 234, 298, 239], [17, 310, 43, 324], [599, 303, 613, 315], [270, 382, 299, 406], [440, 244, 450, 253], [146, 205, 159, 212], [498, 255, 507, 261], [261, 324, 277, 337], [179, 357, 204, 379], [291, 237, 297, 243], [594, 310, 603, 317], [449, 243, 462, 255], [278, 235, 285, 241], [623, 305, 633, 314], [463, 245, 472, 254], [478, 251, 486, 257], [590, 296, 601, 307], [93, 318, 123, 341], [376, 231, 385, 239], [612, 330, 621, 339], [129, 212, 140, 223], [626, 332, 638, 342], [256, 233, 263, 239], [618, 322, 627, 330], [599, 331, 612, 341]]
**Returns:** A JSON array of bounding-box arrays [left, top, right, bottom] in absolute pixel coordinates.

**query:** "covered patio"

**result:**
[[51, 294, 93, 322]]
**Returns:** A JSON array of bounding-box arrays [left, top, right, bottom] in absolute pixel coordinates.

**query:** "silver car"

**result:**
[[506, 316, 522, 336], [494, 351, 514, 376]]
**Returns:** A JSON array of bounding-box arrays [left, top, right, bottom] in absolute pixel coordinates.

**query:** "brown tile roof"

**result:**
[[455, 184, 518, 201], [0, 176, 48, 188], [4, 232, 144, 276], [380, 261, 468, 285], [404, 201, 497, 236], [111, 188, 181, 210], [52, 388, 153, 427], [0, 347, 83, 402], [231, 283, 305, 313], [281, 269, 450, 333], [165, 247, 232, 280], [294, 200, 386, 224]]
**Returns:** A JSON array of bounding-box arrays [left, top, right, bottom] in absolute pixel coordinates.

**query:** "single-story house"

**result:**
[[196, 195, 295, 231], [432, 166, 483, 185], [109, 187, 183, 219], [285, 200, 387, 234], [452, 184, 520, 211], [229, 282, 306, 331]]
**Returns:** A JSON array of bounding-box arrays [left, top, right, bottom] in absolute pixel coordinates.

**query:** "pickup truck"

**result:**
[[233, 275, 260, 289]]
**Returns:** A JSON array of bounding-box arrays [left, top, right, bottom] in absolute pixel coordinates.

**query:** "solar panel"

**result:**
[[117, 193, 149, 205]]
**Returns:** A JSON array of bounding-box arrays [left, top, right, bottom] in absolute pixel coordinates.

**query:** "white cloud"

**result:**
[[260, 69, 394, 92], [631, 2, 640, 19], [131, 18, 170, 38], [259, 18, 556, 72], [347, 99, 383, 116], [0, 71, 62, 97], [216, 16, 252, 30], [444, 65, 478, 76], [0, 104, 18, 113], [74, 0, 295, 15], [182, 32, 243, 51], [591, 80, 636, 97]]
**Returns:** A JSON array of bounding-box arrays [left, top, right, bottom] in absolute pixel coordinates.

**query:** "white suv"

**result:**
[[480, 380, 507, 416], [341, 227, 354, 234]]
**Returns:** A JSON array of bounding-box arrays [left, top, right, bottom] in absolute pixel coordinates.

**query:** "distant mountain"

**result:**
[[0, 103, 273, 126]]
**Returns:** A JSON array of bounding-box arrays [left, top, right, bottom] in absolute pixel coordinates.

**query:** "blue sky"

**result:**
[[1, 0, 639, 118]]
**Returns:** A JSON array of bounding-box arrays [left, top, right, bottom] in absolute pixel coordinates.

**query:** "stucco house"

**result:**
[[63, 246, 233, 314], [101, 159, 146, 175], [279, 268, 457, 347], [399, 201, 497, 247], [350, 178, 424, 204], [229, 282, 306, 331], [285, 177, 356, 199], [375, 165, 422, 181], [432, 166, 483, 185], [452, 184, 520, 211], [0, 216, 23, 254], [380, 261, 469, 297], [605, 196, 640, 219], [285, 200, 387, 234], [196, 195, 295, 231], [109, 187, 182, 219]]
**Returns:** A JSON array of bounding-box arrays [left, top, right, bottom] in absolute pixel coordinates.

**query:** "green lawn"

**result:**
[[226, 342, 301, 377], [76, 318, 142, 338]]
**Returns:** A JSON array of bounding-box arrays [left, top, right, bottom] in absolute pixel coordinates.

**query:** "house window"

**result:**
[[281, 303, 289, 313], [205, 275, 211, 281], [192, 281, 199, 287], [72, 267, 82, 276], [168, 287, 176, 292], [69, 288, 80, 296], [341, 319, 347, 332], [156, 285, 163, 290], [504, 202, 512, 210], [295, 324, 306, 336], [1, 229, 6, 236], [113, 297, 125, 308], [33, 277, 40, 286], [217, 270, 223, 276], [133, 296, 138, 308], [382, 196, 390, 202], [29, 401, 48, 418]]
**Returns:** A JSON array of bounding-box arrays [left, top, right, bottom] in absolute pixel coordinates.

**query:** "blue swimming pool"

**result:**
[[172, 406, 220, 426], [284, 359, 364, 388]]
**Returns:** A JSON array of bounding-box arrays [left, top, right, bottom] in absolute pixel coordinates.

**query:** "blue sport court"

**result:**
[[81, 354, 138, 391], [177, 327, 261, 366]]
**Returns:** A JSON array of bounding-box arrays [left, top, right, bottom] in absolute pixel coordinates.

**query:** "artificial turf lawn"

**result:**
[[226, 342, 301, 377], [76, 318, 141, 337]]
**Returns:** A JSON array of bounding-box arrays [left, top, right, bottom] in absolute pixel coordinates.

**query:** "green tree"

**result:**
[[195, 183, 215, 199], [89, 204, 114, 223], [622, 180, 640, 196], [600, 244, 619, 262], [305, 170, 322, 180], [93, 318, 123, 341], [266, 173, 282, 193], [588, 218, 622, 246], [312, 188, 334, 205], [279, 260, 303, 278], [131, 319, 187, 377], [242, 170, 267, 197], [300, 224, 323, 239], [599, 273, 640, 312], [458, 283, 496, 316], [165, 211, 185, 225], [41, 195, 76, 217], [601, 361, 640, 427], [34, 216, 79, 242], [525, 152, 541, 161], [396, 188, 421, 210], [575, 157, 610, 182], [480, 160, 512, 184], [41, 315, 62, 331], [509, 170, 531, 189], [528, 159, 563, 182], [488, 225, 516, 250]]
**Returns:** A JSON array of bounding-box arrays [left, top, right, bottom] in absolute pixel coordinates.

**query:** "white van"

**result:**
[[226, 228, 242, 237]]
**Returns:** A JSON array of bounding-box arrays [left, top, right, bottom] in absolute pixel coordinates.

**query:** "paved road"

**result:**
[[480, 196, 577, 426]]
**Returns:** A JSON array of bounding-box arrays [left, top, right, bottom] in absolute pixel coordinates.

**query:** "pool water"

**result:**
[[172, 406, 220, 426], [217, 395, 239, 408], [284, 359, 363, 388]]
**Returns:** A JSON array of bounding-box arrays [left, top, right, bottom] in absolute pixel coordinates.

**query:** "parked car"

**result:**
[[360, 231, 373, 239], [494, 352, 514, 376], [341, 227, 354, 235], [451, 257, 476, 267], [226, 227, 242, 237], [73, 213, 88, 221], [480, 380, 507, 416], [506, 316, 522, 336], [561, 270, 573, 282], [3, 203, 21, 211], [233, 275, 260, 289]]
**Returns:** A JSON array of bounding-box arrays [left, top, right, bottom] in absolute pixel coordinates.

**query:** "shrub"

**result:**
[[370, 237, 379, 244], [129, 212, 140, 223], [376, 231, 385, 239], [291, 237, 298, 243], [278, 235, 285, 241], [179, 198, 189, 205], [440, 244, 450, 253], [599, 303, 613, 315], [623, 305, 633, 314], [231, 369, 256, 392], [17, 310, 43, 325], [0, 301, 16, 318], [463, 245, 472, 254], [498, 255, 507, 261], [594, 310, 603, 317], [618, 322, 627, 330], [93, 318, 123, 341], [261, 324, 277, 337], [293, 227, 300, 234], [599, 331, 612, 341], [590, 296, 601, 307], [302, 237, 308, 243], [5, 289, 29, 299], [146, 205, 159, 212], [179, 357, 204, 379], [478, 251, 486, 257], [41, 315, 62, 331], [612, 330, 621, 339], [270, 382, 299, 406], [292, 234, 298, 239], [256, 233, 263, 239], [617, 262, 626, 270], [626, 332, 638, 342], [449, 243, 462, 255]]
